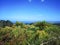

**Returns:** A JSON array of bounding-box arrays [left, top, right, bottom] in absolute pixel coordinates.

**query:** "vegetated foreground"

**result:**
[[0, 20, 60, 45]]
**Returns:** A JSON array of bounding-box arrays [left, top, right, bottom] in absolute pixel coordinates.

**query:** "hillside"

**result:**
[[0, 20, 60, 45]]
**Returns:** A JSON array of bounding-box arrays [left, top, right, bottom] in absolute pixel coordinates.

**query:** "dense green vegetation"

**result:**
[[0, 20, 60, 45]]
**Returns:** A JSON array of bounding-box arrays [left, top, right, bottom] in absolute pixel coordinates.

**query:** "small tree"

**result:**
[[15, 21, 25, 27]]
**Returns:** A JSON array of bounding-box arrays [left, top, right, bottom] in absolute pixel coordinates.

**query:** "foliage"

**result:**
[[0, 21, 60, 45]]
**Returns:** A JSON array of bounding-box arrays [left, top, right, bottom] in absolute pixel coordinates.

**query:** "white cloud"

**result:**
[[41, 0, 45, 2], [28, 0, 32, 2]]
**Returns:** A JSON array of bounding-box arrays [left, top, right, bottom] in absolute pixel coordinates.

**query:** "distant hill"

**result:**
[[47, 21, 60, 26], [0, 20, 13, 27]]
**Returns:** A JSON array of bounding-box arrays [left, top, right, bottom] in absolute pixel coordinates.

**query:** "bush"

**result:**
[[0, 21, 60, 45]]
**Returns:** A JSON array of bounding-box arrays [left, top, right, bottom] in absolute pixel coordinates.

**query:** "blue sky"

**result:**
[[0, 0, 60, 22]]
